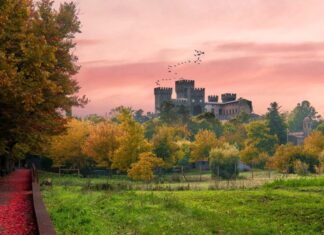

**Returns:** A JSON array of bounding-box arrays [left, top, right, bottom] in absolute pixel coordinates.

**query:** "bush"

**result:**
[[293, 160, 309, 176], [209, 144, 240, 179]]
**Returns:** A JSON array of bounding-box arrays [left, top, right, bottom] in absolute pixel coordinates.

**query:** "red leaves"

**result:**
[[0, 170, 37, 235]]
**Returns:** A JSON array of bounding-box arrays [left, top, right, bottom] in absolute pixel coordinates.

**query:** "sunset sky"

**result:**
[[56, 0, 324, 116]]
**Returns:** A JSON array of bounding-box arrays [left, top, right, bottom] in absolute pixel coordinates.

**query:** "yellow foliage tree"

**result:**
[[152, 125, 190, 168], [112, 108, 151, 171], [127, 152, 164, 181], [48, 119, 90, 168], [191, 129, 218, 162], [303, 131, 324, 156], [82, 121, 122, 170]]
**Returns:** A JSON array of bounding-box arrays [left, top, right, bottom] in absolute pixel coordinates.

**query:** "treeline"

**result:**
[[46, 101, 324, 181]]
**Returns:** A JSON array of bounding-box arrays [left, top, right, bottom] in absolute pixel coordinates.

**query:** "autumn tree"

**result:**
[[82, 121, 122, 171], [209, 144, 240, 179], [48, 119, 90, 168], [221, 122, 247, 150], [127, 152, 164, 181], [303, 131, 324, 156], [152, 125, 190, 167], [268, 144, 318, 174], [112, 108, 151, 171], [0, 0, 86, 172], [191, 129, 218, 162]]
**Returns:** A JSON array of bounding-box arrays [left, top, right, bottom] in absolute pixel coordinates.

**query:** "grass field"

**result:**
[[40, 172, 324, 235]]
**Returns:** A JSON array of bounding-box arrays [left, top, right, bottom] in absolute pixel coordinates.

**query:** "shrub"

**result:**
[[293, 160, 309, 176], [209, 144, 240, 179]]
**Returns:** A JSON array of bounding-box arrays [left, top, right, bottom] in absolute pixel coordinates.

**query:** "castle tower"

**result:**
[[175, 80, 195, 99], [154, 87, 172, 113], [192, 88, 205, 115], [221, 93, 237, 103]]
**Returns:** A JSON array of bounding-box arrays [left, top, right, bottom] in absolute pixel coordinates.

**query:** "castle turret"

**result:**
[[221, 93, 237, 103], [154, 87, 172, 113], [175, 80, 195, 99], [191, 88, 205, 115], [208, 95, 218, 102]]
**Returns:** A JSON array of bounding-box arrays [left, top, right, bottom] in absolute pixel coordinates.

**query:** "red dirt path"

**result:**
[[0, 169, 37, 235]]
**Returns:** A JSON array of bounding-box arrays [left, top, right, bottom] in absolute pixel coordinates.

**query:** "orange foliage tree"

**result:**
[[127, 152, 164, 181]]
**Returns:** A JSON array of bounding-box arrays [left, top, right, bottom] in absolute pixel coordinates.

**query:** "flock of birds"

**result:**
[[155, 50, 205, 86]]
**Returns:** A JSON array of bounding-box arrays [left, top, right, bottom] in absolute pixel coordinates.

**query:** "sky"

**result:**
[[55, 0, 324, 117]]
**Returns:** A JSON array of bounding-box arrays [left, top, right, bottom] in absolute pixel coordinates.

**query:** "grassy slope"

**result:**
[[41, 175, 324, 235]]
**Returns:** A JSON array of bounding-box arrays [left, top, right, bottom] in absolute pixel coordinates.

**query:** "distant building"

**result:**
[[287, 117, 312, 145], [205, 94, 253, 120], [154, 79, 253, 119]]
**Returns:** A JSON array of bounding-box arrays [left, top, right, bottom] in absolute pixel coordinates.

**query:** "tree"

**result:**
[[82, 121, 122, 170], [48, 119, 90, 168], [134, 109, 149, 123], [152, 125, 189, 168], [189, 112, 223, 138], [84, 114, 106, 124], [288, 101, 319, 132], [303, 131, 324, 156], [266, 102, 287, 144], [209, 144, 240, 179], [245, 121, 278, 155], [268, 144, 318, 174], [221, 122, 246, 150], [316, 122, 324, 135], [240, 146, 268, 169], [0, 0, 86, 172], [127, 152, 164, 181], [112, 108, 150, 171], [191, 130, 218, 162]]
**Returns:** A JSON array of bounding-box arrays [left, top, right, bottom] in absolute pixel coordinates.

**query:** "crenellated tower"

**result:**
[[154, 87, 172, 113], [175, 80, 195, 99], [221, 93, 237, 103]]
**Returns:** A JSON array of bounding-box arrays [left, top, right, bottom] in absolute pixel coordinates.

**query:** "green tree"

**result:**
[[245, 121, 278, 155], [315, 122, 324, 135], [266, 102, 287, 144], [288, 101, 319, 132], [189, 112, 223, 138]]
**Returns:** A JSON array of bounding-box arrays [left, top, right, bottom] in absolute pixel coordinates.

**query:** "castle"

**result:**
[[154, 79, 253, 120]]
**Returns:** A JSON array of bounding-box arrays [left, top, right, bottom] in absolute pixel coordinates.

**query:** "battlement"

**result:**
[[175, 80, 195, 86], [208, 95, 218, 102], [192, 88, 205, 96], [154, 87, 172, 95], [221, 93, 237, 103]]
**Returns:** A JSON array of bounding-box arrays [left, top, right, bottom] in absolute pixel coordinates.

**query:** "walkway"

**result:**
[[0, 169, 37, 235]]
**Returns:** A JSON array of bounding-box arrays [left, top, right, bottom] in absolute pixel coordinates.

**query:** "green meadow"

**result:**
[[41, 173, 324, 235]]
